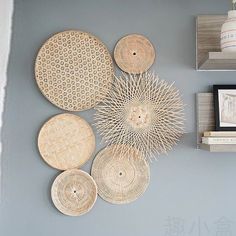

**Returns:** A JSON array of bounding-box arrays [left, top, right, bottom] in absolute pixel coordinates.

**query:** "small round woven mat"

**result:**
[[91, 145, 150, 204], [114, 34, 155, 74], [35, 30, 114, 111], [51, 169, 97, 216], [38, 113, 95, 170]]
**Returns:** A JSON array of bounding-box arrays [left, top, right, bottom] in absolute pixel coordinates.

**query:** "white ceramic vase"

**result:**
[[221, 10, 236, 52]]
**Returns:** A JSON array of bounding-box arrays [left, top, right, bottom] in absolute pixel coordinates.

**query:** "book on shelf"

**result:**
[[202, 137, 236, 144], [200, 143, 236, 152], [203, 131, 236, 137]]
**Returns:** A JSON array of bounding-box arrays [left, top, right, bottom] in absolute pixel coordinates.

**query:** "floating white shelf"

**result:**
[[199, 52, 236, 70], [196, 15, 236, 71]]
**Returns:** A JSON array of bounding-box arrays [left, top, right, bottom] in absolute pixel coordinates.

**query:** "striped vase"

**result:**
[[221, 10, 236, 52]]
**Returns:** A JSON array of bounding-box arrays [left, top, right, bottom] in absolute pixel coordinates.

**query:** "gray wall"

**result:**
[[1, 0, 236, 235]]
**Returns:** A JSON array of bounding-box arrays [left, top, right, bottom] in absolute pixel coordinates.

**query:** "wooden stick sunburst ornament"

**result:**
[[95, 72, 184, 160]]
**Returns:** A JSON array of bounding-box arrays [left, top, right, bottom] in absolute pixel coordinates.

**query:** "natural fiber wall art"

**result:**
[[38, 113, 95, 170], [51, 169, 97, 216], [33, 29, 185, 213], [95, 72, 184, 160], [91, 144, 150, 204], [114, 34, 155, 74], [35, 30, 114, 111]]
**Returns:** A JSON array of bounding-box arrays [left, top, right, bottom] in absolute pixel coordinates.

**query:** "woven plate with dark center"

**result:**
[[38, 113, 95, 170], [35, 30, 114, 111], [51, 169, 97, 216], [91, 145, 150, 204], [114, 34, 155, 74]]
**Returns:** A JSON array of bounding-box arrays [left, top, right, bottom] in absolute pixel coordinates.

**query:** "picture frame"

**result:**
[[213, 85, 236, 131]]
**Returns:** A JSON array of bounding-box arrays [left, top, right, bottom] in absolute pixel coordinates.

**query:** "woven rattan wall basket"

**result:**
[[51, 169, 97, 216], [114, 34, 155, 74], [38, 113, 95, 170], [35, 30, 114, 111], [91, 145, 150, 204], [95, 72, 184, 160], [33, 28, 185, 215]]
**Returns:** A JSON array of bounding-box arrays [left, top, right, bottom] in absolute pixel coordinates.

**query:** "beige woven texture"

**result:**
[[114, 34, 155, 74], [95, 73, 185, 160], [51, 169, 97, 216], [35, 30, 114, 111], [91, 145, 150, 204], [38, 113, 95, 170]]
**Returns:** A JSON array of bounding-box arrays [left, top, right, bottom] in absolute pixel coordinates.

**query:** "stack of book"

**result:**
[[200, 131, 236, 152]]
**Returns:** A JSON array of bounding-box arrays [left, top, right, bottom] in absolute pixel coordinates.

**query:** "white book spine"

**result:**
[[202, 137, 236, 144], [204, 131, 236, 137]]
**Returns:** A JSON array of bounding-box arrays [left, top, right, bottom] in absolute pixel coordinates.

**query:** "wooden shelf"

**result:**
[[200, 143, 236, 152], [196, 93, 236, 152], [195, 15, 236, 71], [196, 93, 215, 147], [199, 52, 236, 70]]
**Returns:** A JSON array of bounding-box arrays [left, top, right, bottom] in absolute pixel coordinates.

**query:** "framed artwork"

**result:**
[[213, 85, 236, 131]]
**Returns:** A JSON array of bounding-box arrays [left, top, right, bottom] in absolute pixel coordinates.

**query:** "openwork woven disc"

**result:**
[[114, 34, 155, 74], [91, 145, 150, 204], [95, 72, 184, 160], [51, 169, 97, 216], [38, 113, 95, 170], [35, 30, 114, 111]]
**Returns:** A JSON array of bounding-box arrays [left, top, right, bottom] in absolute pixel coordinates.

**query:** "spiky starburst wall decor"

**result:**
[[95, 72, 184, 160]]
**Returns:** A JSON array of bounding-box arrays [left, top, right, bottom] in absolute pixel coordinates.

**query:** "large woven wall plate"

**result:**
[[114, 34, 155, 74], [91, 145, 150, 204], [51, 169, 97, 216], [35, 30, 114, 111], [38, 113, 95, 170]]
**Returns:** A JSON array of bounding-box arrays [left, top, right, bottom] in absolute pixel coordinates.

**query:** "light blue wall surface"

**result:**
[[1, 0, 236, 235]]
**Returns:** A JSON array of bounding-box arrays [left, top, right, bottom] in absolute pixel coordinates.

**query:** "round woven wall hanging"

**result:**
[[51, 169, 97, 216], [91, 145, 150, 204], [95, 72, 184, 160], [38, 113, 95, 170], [35, 30, 114, 111], [114, 34, 155, 74]]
